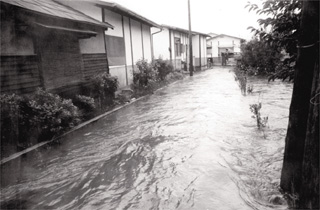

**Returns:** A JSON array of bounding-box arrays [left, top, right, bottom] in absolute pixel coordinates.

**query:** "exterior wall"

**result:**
[[82, 53, 108, 79], [102, 9, 154, 88], [79, 28, 109, 79], [0, 9, 41, 94], [1, 56, 41, 94], [192, 34, 207, 69], [208, 36, 242, 57], [142, 24, 152, 62], [152, 27, 170, 60], [79, 29, 106, 54], [192, 34, 200, 67], [123, 16, 133, 66], [152, 28, 189, 71], [130, 19, 144, 62], [38, 33, 83, 90], [56, 1, 109, 81], [58, 1, 103, 22], [201, 35, 207, 67], [103, 9, 128, 87]]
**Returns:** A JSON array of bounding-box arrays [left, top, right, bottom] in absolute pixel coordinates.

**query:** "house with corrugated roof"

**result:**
[[0, 0, 113, 95], [206, 33, 245, 65], [152, 25, 209, 71], [60, 0, 160, 88]]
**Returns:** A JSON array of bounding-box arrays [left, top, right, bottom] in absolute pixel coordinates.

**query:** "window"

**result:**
[[174, 37, 181, 57], [105, 35, 126, 66]]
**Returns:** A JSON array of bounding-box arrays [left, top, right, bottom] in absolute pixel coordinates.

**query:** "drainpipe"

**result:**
[[151, 27, 163, 61]]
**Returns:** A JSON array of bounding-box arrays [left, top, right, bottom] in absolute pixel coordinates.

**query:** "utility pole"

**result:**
[[188, 0, 193, 76]]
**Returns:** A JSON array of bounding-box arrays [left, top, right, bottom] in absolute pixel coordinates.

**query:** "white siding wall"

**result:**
[[130, 19, 144, 63], [60, 1, 103, 22], [192, 34, 199, 57], [142, 24, 152, 62], [104, 9, 123, 37], [123, 16, 132, 66], [152, 28, 170, 60], [201, 36, 207, 66], [123, 16, 133, 84], [209, 36, 242, 57]]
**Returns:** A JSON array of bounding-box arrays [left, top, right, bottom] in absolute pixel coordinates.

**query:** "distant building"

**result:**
[[0, 0, 113, 95], [60, 0, 160, 88], [152, 25, 209, 71], [207, 34, 245, 64]]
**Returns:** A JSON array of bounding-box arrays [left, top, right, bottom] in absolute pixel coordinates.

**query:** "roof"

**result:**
[[93, 0, 160, 28], [207, 34, 245, 41], [161, 24, 210, 37], [0, 0, 113, 29], [33, 22, 98, 37]]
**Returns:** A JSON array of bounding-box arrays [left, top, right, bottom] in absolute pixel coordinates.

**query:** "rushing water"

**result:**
[[0, 67, 293, 210]]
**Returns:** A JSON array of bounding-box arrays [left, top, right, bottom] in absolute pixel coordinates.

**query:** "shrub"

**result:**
[[22, 88, 81, 140], [0, 94, 22, 148], [90, 73, 119, 108], [72, 95, 95, 119], [240, 39, 283, 75], [153, 58, 174, 81], [250, 103, 268, 129], [91, 72, 119, 98], [134, 59, 157, 86], [234, 66, 248, 95]]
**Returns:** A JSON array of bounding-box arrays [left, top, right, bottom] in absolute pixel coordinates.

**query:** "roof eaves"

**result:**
[[161, 24, 209, 37], [95, 0, 160, 28], [54, 0, 114, 29], [0, 0, 114, 29]]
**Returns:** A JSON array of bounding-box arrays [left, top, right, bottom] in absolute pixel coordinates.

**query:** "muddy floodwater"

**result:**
[[1, 67, 293, 210]]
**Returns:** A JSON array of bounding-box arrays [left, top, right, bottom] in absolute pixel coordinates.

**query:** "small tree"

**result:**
[[240, 38, 282, 75]]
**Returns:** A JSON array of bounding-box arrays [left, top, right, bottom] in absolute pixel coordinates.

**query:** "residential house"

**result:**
[[207, 33, 245, 64], [192, 31, 209, 70], [0, 0, 113, 95], [60, 0, 160, 88], [152, 25, 208, 71], [151, 25, 189, 71]]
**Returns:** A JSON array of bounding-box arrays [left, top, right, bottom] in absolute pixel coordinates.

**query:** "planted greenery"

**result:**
[[72, 95, 95, 119], [90, 72, 119, 108], [133, 59, 157, 86], [246, 0, 301, 81], [132, 59, 185, 98], [153, 58, 174, 81], [250, 103, 268, 129], [22, 88, 81, 139], [234, 66, 248, 95], [0, 88, 82, 153]]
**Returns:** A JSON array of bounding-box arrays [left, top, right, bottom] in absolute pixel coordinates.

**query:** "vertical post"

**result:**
[[102, 8, 110, 74], [121, 15, 128, 86], [188, 0, 193, 76]]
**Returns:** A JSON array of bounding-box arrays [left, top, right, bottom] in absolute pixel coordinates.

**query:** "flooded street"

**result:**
[[1, 67, 293, 210]]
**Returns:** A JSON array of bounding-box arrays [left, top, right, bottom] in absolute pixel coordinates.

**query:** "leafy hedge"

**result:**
[[1, 73, 119, 155]]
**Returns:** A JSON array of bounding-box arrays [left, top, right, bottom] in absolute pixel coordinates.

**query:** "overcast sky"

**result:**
[[110, 0, 263, 40]]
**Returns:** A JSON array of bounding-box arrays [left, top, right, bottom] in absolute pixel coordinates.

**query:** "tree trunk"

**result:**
[[298, 54, 319, 209], [280, 0, 319, 208]]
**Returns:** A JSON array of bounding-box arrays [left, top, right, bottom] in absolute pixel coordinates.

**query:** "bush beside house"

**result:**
[[0, 73, 119, 159], [1, 60, 187, 159]]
